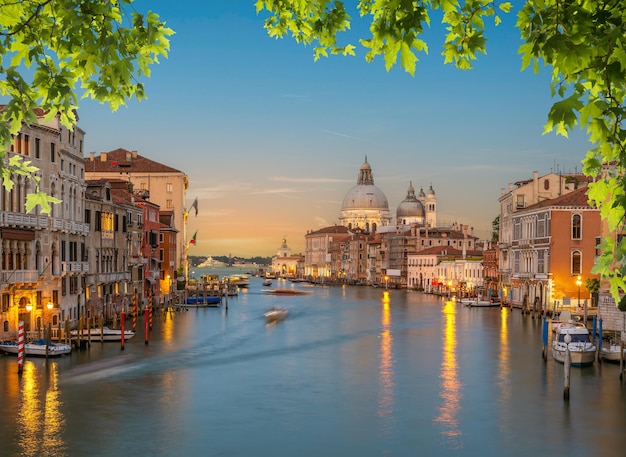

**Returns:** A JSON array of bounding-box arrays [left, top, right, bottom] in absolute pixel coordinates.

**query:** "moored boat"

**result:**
[[228, 275, 250, 288], [70, 327, 136, 342], [601, 340, 624, 363], [184, 296, 222, 307], [0, 339, 72, 357], [262, 278, 272, 287], [552, 322, 596, 366]]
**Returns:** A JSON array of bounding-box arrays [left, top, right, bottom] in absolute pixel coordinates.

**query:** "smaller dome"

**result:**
[[427, 185, 435, 197], [397, 181, 425, 219], [418, 187, 426, 198]]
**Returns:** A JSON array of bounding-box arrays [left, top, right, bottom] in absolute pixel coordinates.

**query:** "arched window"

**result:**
[[572, 250, 582, 275], [572, 214, 582, 239]]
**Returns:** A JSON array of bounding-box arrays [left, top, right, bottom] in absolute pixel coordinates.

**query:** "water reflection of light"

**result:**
[[378, 291, 395, 429], [497, 307, 511, 400], [435, 301, 462, 448], [17, 361, 67, 457], [162, 308, 175, 342]]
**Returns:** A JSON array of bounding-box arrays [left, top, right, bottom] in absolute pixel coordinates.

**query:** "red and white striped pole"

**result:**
[[17, 321, 24, 374], [132, 294, 137, 331]]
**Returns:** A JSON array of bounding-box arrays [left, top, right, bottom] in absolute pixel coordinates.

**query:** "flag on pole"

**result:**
[[189, 231, 197, 245], [190, 197, 198, 216]]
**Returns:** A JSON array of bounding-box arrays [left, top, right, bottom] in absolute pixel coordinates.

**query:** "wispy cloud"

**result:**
[[313, 216, 330, 227], [281, 93, 311, 101], [270, 176, 350, 184], [251, 187, 304, 195], [321, 129, 355, 139]]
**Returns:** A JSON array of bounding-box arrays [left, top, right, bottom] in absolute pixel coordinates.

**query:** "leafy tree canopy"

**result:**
[[0, 0, 173, 212], [256, 0, 626, 306]]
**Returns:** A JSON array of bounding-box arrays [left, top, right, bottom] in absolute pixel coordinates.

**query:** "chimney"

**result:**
[[126, 151, 132, 161], [100, 153, 107, 161], [90, 152, 95, 161], [131, 150, 138, 159]]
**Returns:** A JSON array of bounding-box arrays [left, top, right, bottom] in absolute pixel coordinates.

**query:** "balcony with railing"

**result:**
[[0, 211, 49, 229], [95, 271, 132, 283], [51, 217, 90, 235], [61, 262, 90, 274], [0, 270, 40, 284]]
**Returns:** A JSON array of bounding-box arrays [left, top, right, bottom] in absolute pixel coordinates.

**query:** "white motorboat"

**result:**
[[551, 310, 575, 332], [552, 322, 596, 366], [264, 306, 288, 323], [0, 339, 72, 357], [601, 340, 624, 363], [262, 278, 272, 287], [71, 327, 136, 342]]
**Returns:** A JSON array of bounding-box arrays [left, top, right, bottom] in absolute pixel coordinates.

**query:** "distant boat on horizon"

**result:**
[[197, 256, 227, 268]]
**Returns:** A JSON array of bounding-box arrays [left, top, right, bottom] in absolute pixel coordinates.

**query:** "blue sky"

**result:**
[[77, 1, 590, 257]]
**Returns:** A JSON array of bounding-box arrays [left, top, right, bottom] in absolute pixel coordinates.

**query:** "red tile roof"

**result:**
[[524, 185, 592, 211], [85, 148, 183, 174]]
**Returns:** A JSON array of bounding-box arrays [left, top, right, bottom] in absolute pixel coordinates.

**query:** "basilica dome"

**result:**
[[396, 182, 425, 224], [339, 157, 391, 232]]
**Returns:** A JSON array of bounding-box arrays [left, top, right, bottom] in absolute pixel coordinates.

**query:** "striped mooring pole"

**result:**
[[17, 320, 25, 374], [132, 294, 137, 331]]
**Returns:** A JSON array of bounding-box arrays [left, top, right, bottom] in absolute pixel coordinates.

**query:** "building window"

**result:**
[[572, 214, 582, 239], [544, 179, 550, 190], [516, 194, 525, 209], [514, 251, 520, 273], [166, 183, 173, 193], [166, 199, 173, 209], [572, 250, 582, 275], [513, 220, 521, 240], [537, 214, 546, 238], [35, 138, 40, 158], [538, 250, 545, 274], [50, 142, 56, 162]]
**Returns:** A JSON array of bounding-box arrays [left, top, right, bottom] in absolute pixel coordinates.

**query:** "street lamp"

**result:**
[[25, 303, 32, 339], [384, 275, 389, 290]]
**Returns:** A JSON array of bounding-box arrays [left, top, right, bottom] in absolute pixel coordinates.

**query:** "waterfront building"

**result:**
[[84, 179, 143, 322], [405, 226, 483, 293], [1, 109, 88, 340], [304, 226, 351, 280], [85, 149, 188, 275], [506, 184, 600, 310], [136, 198, 161, 306], [498, 170, 584, 305], [271, 237, 302, 278], [339, 229, 369, 284], [159, 211, 178, 302], [482, 240, 499, 296]]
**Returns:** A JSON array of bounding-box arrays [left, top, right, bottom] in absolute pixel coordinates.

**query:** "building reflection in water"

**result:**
[[434, 300, 462, 448], [378, 291, 395, 431], [16, 361, 67, 457]]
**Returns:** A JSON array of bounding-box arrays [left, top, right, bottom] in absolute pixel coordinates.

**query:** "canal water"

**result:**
[[1, 276, 626, 457]]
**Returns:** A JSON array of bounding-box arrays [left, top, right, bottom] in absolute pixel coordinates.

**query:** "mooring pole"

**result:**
[[563, 334, 571, 401]]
